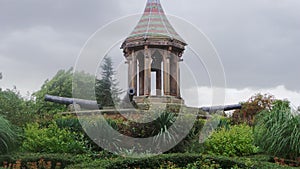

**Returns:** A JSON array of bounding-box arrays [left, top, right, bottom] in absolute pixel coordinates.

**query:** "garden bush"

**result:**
[[0, 116, 18, 155], [168, 119, 205, 153], [231, 93, 274, 126], [21, 122, 87, 154], [254, 100, 300, 160], [204, 124, 258, 157]]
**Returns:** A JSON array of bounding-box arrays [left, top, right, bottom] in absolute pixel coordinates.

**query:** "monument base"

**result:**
[[133, 96, 184, 111]]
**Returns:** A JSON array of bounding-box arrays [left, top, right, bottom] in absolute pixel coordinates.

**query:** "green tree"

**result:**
[[0, 87, 36, 126], [34, 68, 73, 115], [34, 68, 95, 115], [95, 56, 122, 107]]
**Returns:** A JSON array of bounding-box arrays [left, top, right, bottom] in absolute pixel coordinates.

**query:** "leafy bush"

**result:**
[[0, 88, 37, 127], [204, 124, 258, 157], [21, 122, 87, 154], [254, 100, 300, 160], [0, 116, 19, 155], [55, 116, 83, 133], [169, 119, 205, 153]]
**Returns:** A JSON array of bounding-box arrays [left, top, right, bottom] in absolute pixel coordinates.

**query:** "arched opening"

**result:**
[[151, 50, 163, 96]]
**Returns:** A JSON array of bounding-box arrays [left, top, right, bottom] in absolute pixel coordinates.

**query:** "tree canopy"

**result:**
[[95, 56, 122, 107]]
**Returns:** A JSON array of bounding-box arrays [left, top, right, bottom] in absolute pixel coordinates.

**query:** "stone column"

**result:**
[[132, 51, 137, 95], [156, 68, 162, 96], [144, 46, 151, 96], [128, 56, 133, 90], [163, 49, 170, 95], [177, 61, 181, 97], [138, 57, 144, 96], [170, 54, 178, 96]]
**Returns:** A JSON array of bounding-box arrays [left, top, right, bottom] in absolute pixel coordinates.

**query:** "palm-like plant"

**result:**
[[0, 115, 18, 154], [151, 111, 179, 148], [254, 100, 300, 160]]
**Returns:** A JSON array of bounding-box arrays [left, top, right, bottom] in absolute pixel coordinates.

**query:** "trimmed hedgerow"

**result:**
[[33, 153, 294, 169], [66, 154, 279, 169], [0, 153, 87, 169]]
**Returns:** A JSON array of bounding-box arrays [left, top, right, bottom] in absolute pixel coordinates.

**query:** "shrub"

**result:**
[[0, 88, 37, 127], [0, 116, 18, 155], [21, 122, 87, 154], [254, 100, 300, 160], [55, 116, 83, 133], [169, 119, 205, 153], [204, 124, 258, 157], [232, 93, 275, 126]]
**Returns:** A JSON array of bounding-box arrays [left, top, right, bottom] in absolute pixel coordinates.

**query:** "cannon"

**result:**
[[200, 104, 242, 112], [45, 89, 241, 113], [44, 95, 101, 110], [44, 88, 137, 110]]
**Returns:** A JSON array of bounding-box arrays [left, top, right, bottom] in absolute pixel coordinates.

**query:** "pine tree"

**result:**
[[95, 56, 122, 107]]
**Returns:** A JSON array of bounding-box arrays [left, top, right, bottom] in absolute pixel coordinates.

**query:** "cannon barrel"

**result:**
[[45, 94, 101, 109], [127, 88, 138, 108], [200, 104, 242, 112], [127, 88, 136, 102]]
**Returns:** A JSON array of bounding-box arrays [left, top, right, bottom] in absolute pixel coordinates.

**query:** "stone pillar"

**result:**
[[163, 49, 170, 95], [156, 69, 162, 96], [170, 53, 178, 96], [139, 57, 144, 96], [144, 46, 151, 96], [132, 51, 137, 95], [128, 56, 133, 89], [177, 61, 181, 97]]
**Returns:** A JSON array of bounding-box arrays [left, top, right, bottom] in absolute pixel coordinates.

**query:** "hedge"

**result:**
[[67, 153, 297, 169], [2, 153, 295, 169], [0, 153, 86, 169]]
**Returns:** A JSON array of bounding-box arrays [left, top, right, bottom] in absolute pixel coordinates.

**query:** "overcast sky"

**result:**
[[0, 0, 299, 106]]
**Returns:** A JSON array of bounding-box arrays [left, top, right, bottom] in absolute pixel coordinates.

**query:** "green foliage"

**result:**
[[95, 56, 122, 107], [170, 119, 205, 153], [21, 122, 87, 154], [0, 116, 18, 155], [0, 153, 88, 169], [232, 93, 275, 126], [185, 158, 222, 169], [34, 68, 95, 118], [0, 88, 36, 126], [34, 69, 73, 115], [55, 116, 83, 133], [81, 117, 121, 152], [205, 124, 258, 157], [254, 100, 300, 160], [66, 153, 291, 169]]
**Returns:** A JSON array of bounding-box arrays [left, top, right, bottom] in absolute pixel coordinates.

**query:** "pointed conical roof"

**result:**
[[121, 0, 186, 49]]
